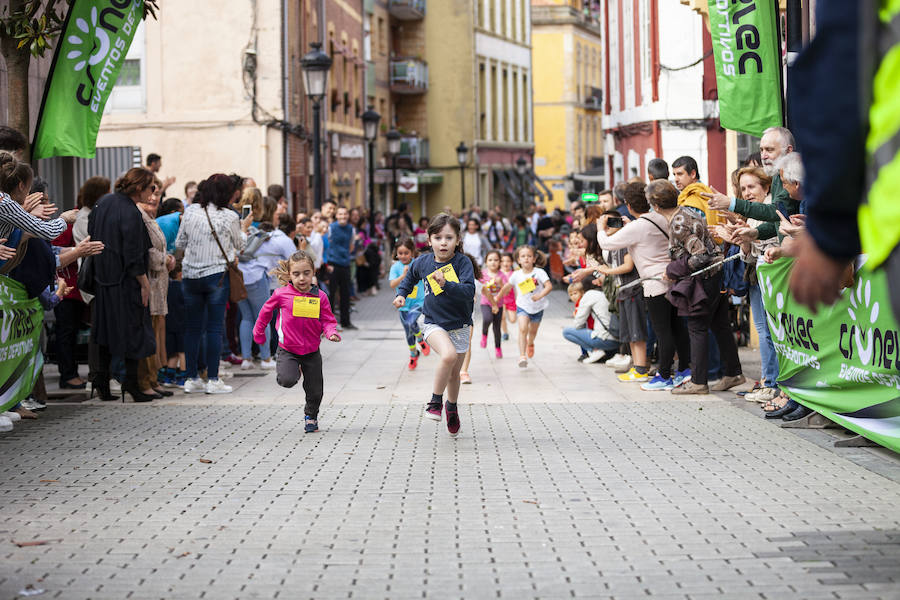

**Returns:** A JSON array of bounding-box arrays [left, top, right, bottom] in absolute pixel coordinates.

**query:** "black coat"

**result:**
[[87, 193, 155, 359]]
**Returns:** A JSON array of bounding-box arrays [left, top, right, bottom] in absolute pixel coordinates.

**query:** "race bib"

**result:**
[[292, 296, 320, 318], [407, 285, 419, 299], [517, 277, 537, 294], [427, 264, 460, 295]]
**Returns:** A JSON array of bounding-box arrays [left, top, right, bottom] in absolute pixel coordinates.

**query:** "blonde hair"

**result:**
[[240, 187, 264, 220], [514, 244, 548, 268], [736, 167, 772, 194], [567, 281, 584, 295], [271, 250, 317, 286]]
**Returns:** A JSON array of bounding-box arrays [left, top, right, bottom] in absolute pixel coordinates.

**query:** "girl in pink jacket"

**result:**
[[254, 250, 341, 433]]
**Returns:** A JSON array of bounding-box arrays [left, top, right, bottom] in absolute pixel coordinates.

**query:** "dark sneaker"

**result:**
[[304, 416, 318, 433], [445, 401, 460, 437], [425, 401, 442, 421]]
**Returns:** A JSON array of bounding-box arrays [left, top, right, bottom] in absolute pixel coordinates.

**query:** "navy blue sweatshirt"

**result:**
[[327, 222, 353, 266], [396, 252, 476, 330]]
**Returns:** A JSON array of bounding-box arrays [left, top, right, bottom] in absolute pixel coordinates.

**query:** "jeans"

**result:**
[[749, 283, 779, 388], [183, 272, 230, 380], [238, 277, 272, 360], [562, 327, 620, 354]]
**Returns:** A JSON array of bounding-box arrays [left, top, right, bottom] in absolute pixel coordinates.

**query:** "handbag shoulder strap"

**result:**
[[640, 215, 670, 240], [204, 206, 231, 263]]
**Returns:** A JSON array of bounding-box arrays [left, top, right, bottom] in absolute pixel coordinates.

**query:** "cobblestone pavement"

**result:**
[[2, 287, 900, 599]]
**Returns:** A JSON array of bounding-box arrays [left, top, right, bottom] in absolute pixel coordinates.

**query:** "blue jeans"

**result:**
[[183, 272, 230, 380], [562, 327, 619, 354], [749, 283, 779, 388], [238, 277, 272, 360], [399, 307, 423, 349]]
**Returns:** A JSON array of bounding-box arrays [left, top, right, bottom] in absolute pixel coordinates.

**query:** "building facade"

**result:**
[[532, 0, 604, 210], [95, 0, 365, 214], [601, 0, 726, 191]]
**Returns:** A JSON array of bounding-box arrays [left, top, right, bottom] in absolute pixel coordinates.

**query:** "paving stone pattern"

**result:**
[[2, 288, 900, 599]]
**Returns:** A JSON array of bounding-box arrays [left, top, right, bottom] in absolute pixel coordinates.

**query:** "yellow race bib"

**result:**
[[426, 264, 460, 295], [407, 285, 418, 299], [517, 277, 537, 294], [292, 296, 320, 318]]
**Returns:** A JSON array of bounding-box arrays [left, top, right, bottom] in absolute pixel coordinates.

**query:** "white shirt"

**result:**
[[462, 231, 486, 265], [307, 231, 324, 269], [507, 267, 550, 314]]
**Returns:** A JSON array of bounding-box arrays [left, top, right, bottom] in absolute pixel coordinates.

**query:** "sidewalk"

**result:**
[[3, 285, 899, 599]]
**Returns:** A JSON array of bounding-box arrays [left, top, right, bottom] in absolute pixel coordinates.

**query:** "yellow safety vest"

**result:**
[[861, 0, 900, 268]]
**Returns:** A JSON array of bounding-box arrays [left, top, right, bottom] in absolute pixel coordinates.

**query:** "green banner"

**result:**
[[758, 258, 900, 453], [707, 0, 783, 136], [0, 276, 44, 413], [32, 0, 144, 159]]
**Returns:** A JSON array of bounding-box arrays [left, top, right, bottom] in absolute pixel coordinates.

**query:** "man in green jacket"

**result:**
[[706, 127, 800, 241]]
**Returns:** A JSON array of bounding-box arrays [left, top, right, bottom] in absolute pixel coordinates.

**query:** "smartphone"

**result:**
[[241, 204, 252, 220], [607, 216, 624, 228]]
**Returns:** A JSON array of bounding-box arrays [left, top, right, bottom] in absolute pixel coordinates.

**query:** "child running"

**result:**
[[479, 250, 508, 357], [393, 213, 478, 437], [254, 250, 341, 433], [499, 252, 517, 341], [389, 237, 430, 369], [496, 245, 553, 368]]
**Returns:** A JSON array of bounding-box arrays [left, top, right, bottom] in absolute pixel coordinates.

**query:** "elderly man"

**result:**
[[706, 127, 798, 242]]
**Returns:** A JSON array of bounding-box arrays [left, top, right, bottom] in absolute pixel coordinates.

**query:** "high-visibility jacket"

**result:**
[[861, 0, 900, 269]]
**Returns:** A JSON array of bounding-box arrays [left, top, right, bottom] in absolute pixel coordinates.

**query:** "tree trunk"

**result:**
[[1, 0, 33, 161]]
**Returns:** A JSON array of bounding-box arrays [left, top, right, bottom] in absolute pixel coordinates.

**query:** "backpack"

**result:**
[[239, 227, 273, 263]]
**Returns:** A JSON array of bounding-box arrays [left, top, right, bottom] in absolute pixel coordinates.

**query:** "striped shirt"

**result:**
[[175, 203, 245, 279], [0, 191, 66, 242]]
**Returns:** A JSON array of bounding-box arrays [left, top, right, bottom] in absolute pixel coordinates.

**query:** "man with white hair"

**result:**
[[776, 152, 804, 213], [706, 126, 799, 241]]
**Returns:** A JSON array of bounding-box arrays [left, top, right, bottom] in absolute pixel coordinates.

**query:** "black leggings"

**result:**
[[480, 304, 502, 348], [644, 294, 691, 379]]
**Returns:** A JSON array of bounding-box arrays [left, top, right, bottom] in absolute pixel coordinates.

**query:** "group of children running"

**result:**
[[250, 212, 555, 439]]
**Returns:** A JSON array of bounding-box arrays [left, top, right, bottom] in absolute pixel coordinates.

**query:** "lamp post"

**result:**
[[516, 156, 528, 211], [456, 141, 468, 210], [362, 107, 381, 236], [386, 128, 401, 211], [300, 42, 332, 209]]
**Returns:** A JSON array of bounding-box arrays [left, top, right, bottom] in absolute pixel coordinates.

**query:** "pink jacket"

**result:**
[[253, 284, 339, 356]]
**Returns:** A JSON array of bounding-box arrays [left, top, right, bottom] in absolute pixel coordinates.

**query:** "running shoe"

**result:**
[[502, 333, 509, 341], [673, 369, 692, 388], [304, 415, 319, 433], [617, 368, 650, 383], [223, 353, 242, 366], [240, 360, 254, 370], [445, 401, 460, 437], [460, 372, 472, 384], [495, 347, 503, 359], [583, 349, 608, 364], [480, 334, 487, 348], [205, 378, 233, 394], [418, 340, 430, 356], [577, 354, 588, 362], [259, 358, 276, 370], [409, 353, 419, 370], [518, 356, 528, 368], [183, 378, 206, 394], [425, 401, 442, 421], [641, 374, 674, 391]]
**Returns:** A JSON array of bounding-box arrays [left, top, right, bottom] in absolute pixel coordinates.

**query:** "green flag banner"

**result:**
[[32, 0, 144, 159], [758, 258, 900, 453], [707, 0, 783, 136], [0, 276, 44, 413]]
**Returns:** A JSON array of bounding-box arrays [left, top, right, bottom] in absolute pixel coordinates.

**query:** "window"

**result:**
[[377, 17, 385, 54], [106, 22, 144, 113], [623, 0, 634, 107], [640, 0, 652, 95], [576, 43, 582, 103], [608, 1, 619, 112]]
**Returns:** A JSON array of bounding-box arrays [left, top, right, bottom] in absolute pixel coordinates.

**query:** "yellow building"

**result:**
[[531, 1, 604, 211]]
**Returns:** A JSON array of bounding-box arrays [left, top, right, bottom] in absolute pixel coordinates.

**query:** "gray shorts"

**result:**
[[417, 315, 472, 353], [617, 293, 648, 342]]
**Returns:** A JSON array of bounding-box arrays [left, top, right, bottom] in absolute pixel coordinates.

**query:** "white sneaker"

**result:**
[[605, 354, 628, 368], [183, 378, 206, 394], [583, 349, 608, 364], [205, 378, 233, 394], [2, 411, 21, 422], [219, 369, 234, 379], [746, 387, 779, 403], [613, 356, 633, 373], [109, 379, 122, 394], [20, 397, 43, 411], [259, 358, 276, 370], [0, 416, 12, 432], [240, 360, 254, 370]]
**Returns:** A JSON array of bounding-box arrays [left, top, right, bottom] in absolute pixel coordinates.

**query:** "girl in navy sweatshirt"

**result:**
[[393, 213, 479, 437]]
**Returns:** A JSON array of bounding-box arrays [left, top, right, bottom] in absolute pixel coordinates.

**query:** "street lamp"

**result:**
[[516, 156, 529, 210], [456, 141, 468, 210], [362, 107, 381, 236], [301, 42, 332, 209], [386, 128, 401, 211]]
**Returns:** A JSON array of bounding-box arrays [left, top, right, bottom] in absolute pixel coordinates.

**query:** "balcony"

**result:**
[[390, 58, 428, 94], [584, 85, 602, 110], [389, 0, 425, 20], [395, 136, 429, 169]]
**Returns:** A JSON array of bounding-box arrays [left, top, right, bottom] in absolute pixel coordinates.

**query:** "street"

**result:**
[[2, 288, 900, 599]]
